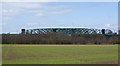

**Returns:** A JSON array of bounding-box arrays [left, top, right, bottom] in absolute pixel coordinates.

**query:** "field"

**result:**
[[2, 45, 118, 64]]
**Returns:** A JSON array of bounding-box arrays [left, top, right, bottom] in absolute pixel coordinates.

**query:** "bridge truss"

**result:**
[[25, 28, 102, 34]]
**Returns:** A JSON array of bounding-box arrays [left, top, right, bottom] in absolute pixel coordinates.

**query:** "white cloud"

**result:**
[[106, 24, 110, 27], [26, 23, 38, 26], [2, 0, 119, 2], [2, 9, 18, 15], [51, 9, 73, 14], [5, 3, 43, 9], [2, 3, 45, 19], [105, 24, 118, 28], [3, 9, 8, 13], [2, 0, 57, 2], [104, 24, 118, 32], [2, 2, 75, 20], [36, 13, 45, 17]]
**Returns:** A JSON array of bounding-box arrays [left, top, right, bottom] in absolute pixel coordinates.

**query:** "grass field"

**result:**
[[2, 45, 118, 64]]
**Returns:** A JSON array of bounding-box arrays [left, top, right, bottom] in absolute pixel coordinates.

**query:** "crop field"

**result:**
[[2, 45, 118, 64]]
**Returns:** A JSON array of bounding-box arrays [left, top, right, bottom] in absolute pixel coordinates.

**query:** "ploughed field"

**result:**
[[2, 45, 118, 64]]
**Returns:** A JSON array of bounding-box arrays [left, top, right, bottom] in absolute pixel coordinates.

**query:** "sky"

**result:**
[[1, 2, 118, 34]]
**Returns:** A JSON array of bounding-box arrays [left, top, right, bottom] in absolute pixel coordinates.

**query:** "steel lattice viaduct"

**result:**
[[21, 27, 114, 36]]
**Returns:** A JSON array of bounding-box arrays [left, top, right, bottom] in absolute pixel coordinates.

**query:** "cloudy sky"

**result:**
[[1, 2, 118, 33]]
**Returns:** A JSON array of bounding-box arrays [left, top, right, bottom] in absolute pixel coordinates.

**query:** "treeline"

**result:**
[[2, 33, 120, 44]]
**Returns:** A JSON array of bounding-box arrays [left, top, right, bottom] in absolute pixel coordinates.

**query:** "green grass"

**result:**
[[2, 45, 118, 64]]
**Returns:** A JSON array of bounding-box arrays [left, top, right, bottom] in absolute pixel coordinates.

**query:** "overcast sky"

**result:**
[[1, 2, 118, 33]]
